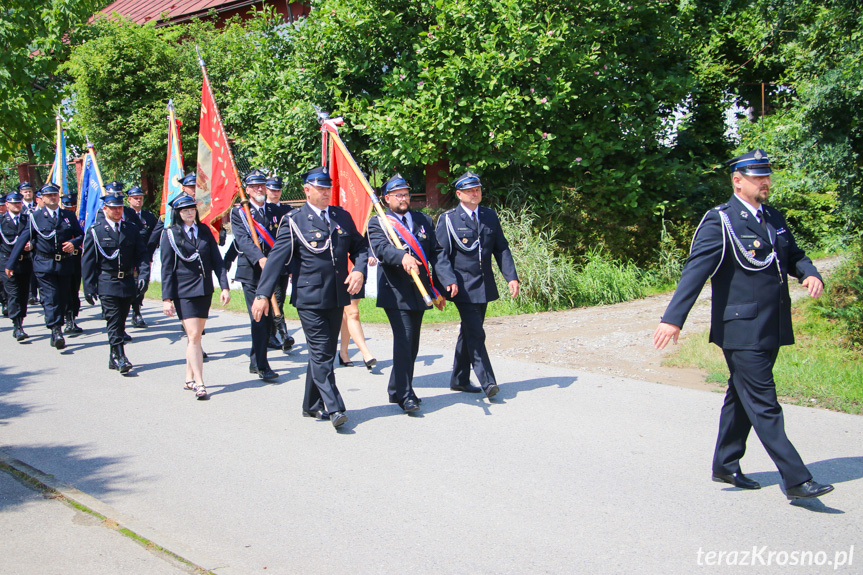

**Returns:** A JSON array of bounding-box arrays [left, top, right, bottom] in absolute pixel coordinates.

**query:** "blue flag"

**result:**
[[79, 150, 104, 230]]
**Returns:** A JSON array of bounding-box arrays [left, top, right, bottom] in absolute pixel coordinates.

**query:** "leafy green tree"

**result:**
[[0, 0, 103, 164]]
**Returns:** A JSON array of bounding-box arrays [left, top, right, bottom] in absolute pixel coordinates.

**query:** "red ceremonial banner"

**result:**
[[324, 126, 374, 235], [196, 73, 238, 234]]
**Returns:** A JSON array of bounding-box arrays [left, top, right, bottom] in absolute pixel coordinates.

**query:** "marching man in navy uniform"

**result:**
[[252, 167, 368, 429], [60, 193, 84, 336], [264, 175, 295, 352], [1, 191, 33, 341], [436, 171, 519, 399], [654, 149, 834, 501], [18, 182, 40, 306], [5, 183, 84, 350], [231, 169, 280, 382], [368, 174, 458, 413], [0, 193, 8, 317], [126, 185, 159, 328], [82, 192, 150, 374]]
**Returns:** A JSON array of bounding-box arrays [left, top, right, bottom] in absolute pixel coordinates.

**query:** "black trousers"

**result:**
[[451, 301, 496, 391], [35, 272, 69, 328], [61, 272, 81, 317], [29, 270, 38, 300], [132, 278, 149, 313], [385, 308, 424, 405], [713, 348, 812, 489], [100, 294, 132, 346], [4, 267, 30, 320], [274, 274, 289, 313], [0, 271, 6, 307], [298, 307, 346, 415], [242, 283, 272, 371]]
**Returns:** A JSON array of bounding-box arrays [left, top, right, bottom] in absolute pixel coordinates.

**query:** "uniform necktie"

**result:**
[[321, 209, 330, 232], [471, 211, 478, 228], [756, 209, 767, 232], [49, 211, 57, 226], [401, 215, 408, 228], [188, 227, 196, 243]]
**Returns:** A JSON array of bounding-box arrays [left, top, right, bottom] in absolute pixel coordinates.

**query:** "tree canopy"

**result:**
[[3, 0, 858, 258]]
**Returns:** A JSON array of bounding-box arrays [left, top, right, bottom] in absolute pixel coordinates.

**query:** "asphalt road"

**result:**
[[1, 300, 861, 574]]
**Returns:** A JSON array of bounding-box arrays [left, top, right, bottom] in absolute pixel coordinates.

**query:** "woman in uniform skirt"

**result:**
[[160, 195, 230, 400]]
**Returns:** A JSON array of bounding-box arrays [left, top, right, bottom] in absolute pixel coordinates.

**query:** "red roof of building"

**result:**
[[98, 0, 308, 26]]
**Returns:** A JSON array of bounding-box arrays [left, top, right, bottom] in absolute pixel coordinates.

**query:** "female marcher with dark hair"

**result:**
[[160, 195, 230, 400]]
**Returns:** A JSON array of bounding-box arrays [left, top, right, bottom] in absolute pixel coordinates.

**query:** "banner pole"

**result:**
[[324, 125, 441, 308], [196, 46, 282, 317]]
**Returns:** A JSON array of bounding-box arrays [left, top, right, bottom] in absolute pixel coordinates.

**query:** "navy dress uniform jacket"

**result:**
[[7, 207, 84, 276], [661, 195, 821, 350], [230, 202, 280, 285], [81, 220, 150, 298], [129, 209, 159, 258], [1, 213, 32, 274], [257, 203, 369, 308], [368, 210, 456, 310], [435, 206, 518, 303], [160, 224, 229, 299]]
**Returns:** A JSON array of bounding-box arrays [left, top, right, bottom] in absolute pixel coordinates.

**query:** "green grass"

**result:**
[[145, 281, 518, 324], [662, 297, 863, 414]]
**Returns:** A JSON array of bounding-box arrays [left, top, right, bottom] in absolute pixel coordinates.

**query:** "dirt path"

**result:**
[[361, 256, 843, 392]]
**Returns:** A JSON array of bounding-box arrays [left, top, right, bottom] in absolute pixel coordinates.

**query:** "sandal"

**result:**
[[194, 383, 209, 400], [184, 381, 196, 391]]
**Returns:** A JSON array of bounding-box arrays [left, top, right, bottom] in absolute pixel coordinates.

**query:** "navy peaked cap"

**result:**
[[127, 185, 144, 197], [266, 177, 283, 191], [104, 181, 125, 193], [244, 169, 267, 186], [102, 193, 125, 207], [303, 167, 332, 187], [171, 194, 197, 211], [6, 192, 22, 202], [383, 173, 410, 195], [40, 183, 60, 195], [180, 172, 197, 187], [453, 171, 482, 190], [17, 181, 33, 191], [726, 149, 772, 176], [61, 194, 77, 206]]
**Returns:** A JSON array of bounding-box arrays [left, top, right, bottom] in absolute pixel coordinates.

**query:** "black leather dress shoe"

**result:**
[[302, 410, 329, 420], [331, 411, 348, 428], [131, 313, 147, 329], [712, 472, 761, 490], [785, 480, 834, 500], [401, 399, 420, 413], [338, 355, 354, 367], [450, 383, 482, 393], [258, 369, 278, 382], [485, 384, 500, 398]]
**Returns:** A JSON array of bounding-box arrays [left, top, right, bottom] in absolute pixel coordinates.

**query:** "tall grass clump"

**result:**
[[815, 239, 863, 346], [495, 207, 580, 312], [572, 246, 645, 306]]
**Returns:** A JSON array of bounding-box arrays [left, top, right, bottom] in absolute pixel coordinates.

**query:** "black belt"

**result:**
[[109, 269, 133, 279], [37, 251, 69, 261]]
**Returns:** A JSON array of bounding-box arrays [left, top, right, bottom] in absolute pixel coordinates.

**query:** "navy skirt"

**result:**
[[175, 295, 211, 321]]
